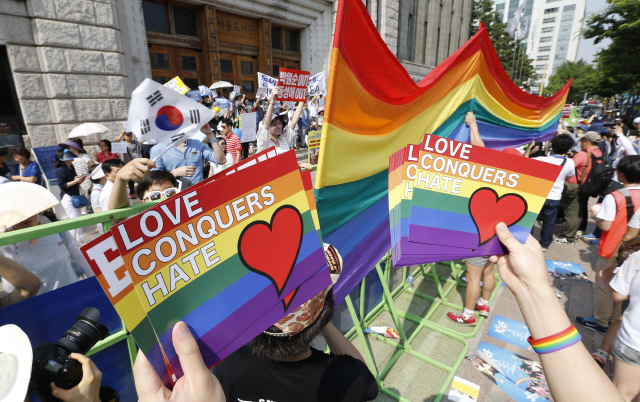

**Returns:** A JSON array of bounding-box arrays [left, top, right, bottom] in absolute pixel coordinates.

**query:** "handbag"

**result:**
[[71, 194, 89, 208]]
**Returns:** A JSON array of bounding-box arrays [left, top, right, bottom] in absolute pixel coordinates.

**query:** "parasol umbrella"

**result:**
[[68, 123, 109, 138], [209, 81, 234, 90]]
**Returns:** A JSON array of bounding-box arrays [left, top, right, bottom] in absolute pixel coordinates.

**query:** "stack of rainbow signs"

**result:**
[[390, 134, 563, 266], [82, 150, 330, 385]]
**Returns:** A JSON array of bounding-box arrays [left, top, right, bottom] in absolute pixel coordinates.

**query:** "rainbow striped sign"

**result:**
[[83, 150, 329, 383], [407, 134, 562, 255]]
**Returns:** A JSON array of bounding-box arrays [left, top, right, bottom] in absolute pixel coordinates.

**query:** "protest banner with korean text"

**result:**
[[111, 142, 128, 154], [308, 72, 325, 96], [277, 68, 310, 103], [163, 77, 190, 95], [187, 90, 202, 102], [109, 150, 330, 379], [307, 130, 321, 165]]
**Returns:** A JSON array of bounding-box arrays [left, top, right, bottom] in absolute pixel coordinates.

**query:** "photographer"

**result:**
[[46, 353, 102, 402]]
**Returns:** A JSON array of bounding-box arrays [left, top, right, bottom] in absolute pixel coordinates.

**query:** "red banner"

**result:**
[[277, 68, 310, 102]]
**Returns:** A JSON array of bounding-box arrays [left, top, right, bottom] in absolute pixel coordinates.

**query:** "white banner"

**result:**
[[111, 142, 128, 154], [308, 72, 325, 96], [233, 85, 242, 94], [240, 112, 257, 143], [257, 72, 278, 98], [126, 78, 214, 146]]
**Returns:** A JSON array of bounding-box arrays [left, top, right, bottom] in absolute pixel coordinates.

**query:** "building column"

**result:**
[[258, 19, 273, 77], [202, 5, 221, 85]]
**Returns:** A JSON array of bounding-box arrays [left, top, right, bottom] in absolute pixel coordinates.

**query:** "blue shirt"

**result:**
[[150, 139, 219, 185], [13, 161, 44, 187], [300, 109, 310, 129]]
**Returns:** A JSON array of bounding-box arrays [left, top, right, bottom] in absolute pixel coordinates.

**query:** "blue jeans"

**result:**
[[534, 199, 562, 248]]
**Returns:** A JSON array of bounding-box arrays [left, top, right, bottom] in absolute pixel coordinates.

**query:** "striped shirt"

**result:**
[[223, 132, 241, 164]]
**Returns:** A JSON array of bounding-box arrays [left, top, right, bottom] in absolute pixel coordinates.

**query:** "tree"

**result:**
[[543, 60, 597, 103], [582, 0, 640, 97], [470, 0, 537, 91]]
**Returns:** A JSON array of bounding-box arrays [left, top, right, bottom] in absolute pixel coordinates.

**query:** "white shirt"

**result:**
[[90, 183, 104, 210], [211, 154, 234, 176], [287, 110, 298, 130], [610, 250, 640, 352], [532, 156, 575, 200], [596, 186, 640, 222], [99, 180, 114, 212], [629, 209, 640, 229], [308, 102, 317, 118], [257, 124, 296, 154], [613, 133, 638, 168]]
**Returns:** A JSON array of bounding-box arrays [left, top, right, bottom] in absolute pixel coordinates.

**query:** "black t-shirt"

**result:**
[[211, 346, 378, 402], [0, 163, 10, 179]]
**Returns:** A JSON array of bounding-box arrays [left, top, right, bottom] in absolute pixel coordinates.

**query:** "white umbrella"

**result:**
[[210, 81, 234, 90], [68, 123, 109, 138]]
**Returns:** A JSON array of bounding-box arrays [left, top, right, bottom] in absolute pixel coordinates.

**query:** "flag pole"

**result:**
[[539, 62, 548, 96], [152, 143, 175, 163]]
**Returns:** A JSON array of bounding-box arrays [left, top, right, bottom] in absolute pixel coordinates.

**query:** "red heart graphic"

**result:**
[[238, 205, 303, 297], [469, 188, 528, 247]]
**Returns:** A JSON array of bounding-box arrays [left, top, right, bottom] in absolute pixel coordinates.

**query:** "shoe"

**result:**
[[130, 194, 137, 199], [582, 233, 597, 241], [577, 231, 584, 237], [542, 247, 548, 252], [592, 350, 607, 369], [581, 316, 596, 323], [475, 304, 490, 317], [554, 238, 577, 245], [576, 317, 608, 335], [591, 239, 600, 245], [447, 312, 477, 326]]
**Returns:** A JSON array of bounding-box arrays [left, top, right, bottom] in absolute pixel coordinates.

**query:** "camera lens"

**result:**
[[56, 307, 109, 354]]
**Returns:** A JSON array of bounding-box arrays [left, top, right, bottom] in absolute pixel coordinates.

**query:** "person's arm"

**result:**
[[321, 322, 366, 364], [601, 226, 640, 282], [50, 353, 102, 402], [288, 101, 305, 131], [134, 321, 225, 402], [615, 126, 638, 156], [490, 224, 625, 402], [465, 112, 484, 147], [594, 194, 616, 231], [200, 123, 226, 164], [612, 291, 630, 302], [262, 87, 279, 130], [12, 174, 38, 183], [523, 140, 536, 158], [0, 227, 41, 303], [57, 168, 82, 190], [115, 129, 126, 142], [109, 159, 155, 210], [234, 142, 241, 164]]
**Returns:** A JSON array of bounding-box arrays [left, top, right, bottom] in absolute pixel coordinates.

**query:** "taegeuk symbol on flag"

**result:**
[[127, 78, 215, 146]]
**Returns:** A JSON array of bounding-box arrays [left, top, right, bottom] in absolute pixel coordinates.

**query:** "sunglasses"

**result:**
[[143, 187, 178, 202]]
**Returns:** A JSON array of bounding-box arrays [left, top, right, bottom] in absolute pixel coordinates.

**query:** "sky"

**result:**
[[576, 0, 611, 62]]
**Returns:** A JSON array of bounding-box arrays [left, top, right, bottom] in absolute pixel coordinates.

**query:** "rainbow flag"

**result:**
[[315, 0, 571, 300]]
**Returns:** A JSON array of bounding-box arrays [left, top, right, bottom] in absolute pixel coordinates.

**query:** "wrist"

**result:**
[[514, 286, 571, 339]]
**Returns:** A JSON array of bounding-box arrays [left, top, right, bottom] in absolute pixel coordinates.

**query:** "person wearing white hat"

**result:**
[[89, 164, 107, 214], [0, 325, 32, 400]]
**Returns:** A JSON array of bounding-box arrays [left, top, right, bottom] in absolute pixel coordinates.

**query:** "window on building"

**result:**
[[397, 0, 417, 62], [173, 6, 198, 37], [180, 55, 198, 71], [220, 59, 234, 74], [535, 64, 545, 70], [563, 4, 576, 11], [538, 46, 551, 52], [271, 26, 282, 50], [537, 55, 549, 60], [285, 29, 299, 52], [150, 53, 170, 69], [241, 61, 253, 75], [543, 17, 555, 23], [540, 36, 552, 42], [542, 27, 554, 33], [242, 81, 254, 94], [544, 7, 558, 13], [142, 1, 169, 33], [273, 64, 280, 77]]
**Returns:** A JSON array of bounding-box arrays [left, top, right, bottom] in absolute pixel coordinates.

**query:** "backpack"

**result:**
[[579, 151, 616, 197], [616, 188, 640, 266]]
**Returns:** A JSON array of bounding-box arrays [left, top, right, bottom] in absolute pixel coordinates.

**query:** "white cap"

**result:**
[[0, 325, 32, 401], [634, 117, 640, 124], [90, 163, 105, 180]]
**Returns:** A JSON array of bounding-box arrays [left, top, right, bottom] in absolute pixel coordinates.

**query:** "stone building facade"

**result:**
[[0, 0, 470, 152]]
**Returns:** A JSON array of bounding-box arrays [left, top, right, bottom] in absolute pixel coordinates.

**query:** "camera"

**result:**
[[30, 307, 109, 400]]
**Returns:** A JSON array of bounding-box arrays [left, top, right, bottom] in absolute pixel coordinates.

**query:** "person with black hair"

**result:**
[[219, 118, 242, 164], [531, 134, 576, 251], [10, 146, 44, 187], [55, 148, 86, 243], [579, 155, 640, 334], [99, 158, 124, 212], [94, 139, 118, 163]]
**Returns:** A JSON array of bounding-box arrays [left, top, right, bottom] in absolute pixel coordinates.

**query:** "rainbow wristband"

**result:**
[[528, 324, 581, 354]]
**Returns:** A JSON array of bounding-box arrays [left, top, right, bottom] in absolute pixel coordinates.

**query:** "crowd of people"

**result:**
[[2, 83, 640, 401]]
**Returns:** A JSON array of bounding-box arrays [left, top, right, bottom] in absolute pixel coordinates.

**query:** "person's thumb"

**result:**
[[173, 321, 209, 384], [495, 223, 524, 253]]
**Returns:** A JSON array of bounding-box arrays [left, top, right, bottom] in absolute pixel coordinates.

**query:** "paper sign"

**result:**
[[215, 97, 230, 111], [198, 85, 212, 97], [407, 134, 562, 255], [545, 259, 585, 275], [308, 72, 325, 96], [256, 87, 268, 97], [562, 104, 571, 118], [487, 315, 532, 350], [186, 90, 202, 102], [233, 85, 241, 94], [211, 89, 218, 98], [126, 79, 214, 146], [477, 342, 549, 394], [111, 142, 128, 154], [258, 72, 278, 90], [164, 76, 190, 95], [284, 101, 296, 109], [448, 376, 480, 402], [109, 150, 330, 380], [307, 130, 321, 165], [240, 112, 257, 143], [229, 92, 236, 101], [277, 68, 310, 103]]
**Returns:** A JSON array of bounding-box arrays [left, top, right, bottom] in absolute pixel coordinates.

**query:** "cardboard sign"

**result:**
[[487, 315, 532, 350], [186, 90, 202, 102], [308, 72, 325, 96], [240, 112, 257, 143], [107, 150, 330, 381], [233, 85, 242, 94], [256, 87, 268, 97], [164, 77, 190, 95], [211, 89, 218, 98], [307, 130, 321, 165], [215, 97, 230, 111], [257, 72, 278, 94], [126, 79, 214, 146], [562, 104, 571, 118], [277, 68, 310, 103], [198, 85, 212, 97], [406, 134, 562, 256], [111, 142, 128, 154]]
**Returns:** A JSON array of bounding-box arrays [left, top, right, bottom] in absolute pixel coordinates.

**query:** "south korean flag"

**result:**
[[126, 78, 215, 146]]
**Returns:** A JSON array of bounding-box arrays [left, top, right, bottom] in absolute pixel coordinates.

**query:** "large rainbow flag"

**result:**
[[315, 0, 571, 302]]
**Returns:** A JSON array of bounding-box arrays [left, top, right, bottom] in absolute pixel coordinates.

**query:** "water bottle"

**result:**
[[407, 273, 414, 290]]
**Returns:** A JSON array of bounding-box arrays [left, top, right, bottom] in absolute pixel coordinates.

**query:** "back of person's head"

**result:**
[[550, 134, 574, 155], [137, 171, 179, 200], [222, 118, 233, 128], [617, 155, 640, 183], [101, 158, 124, 174], [11, 147, 31, 160], [54, 149, 66, 168]]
